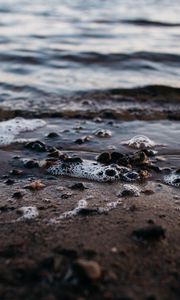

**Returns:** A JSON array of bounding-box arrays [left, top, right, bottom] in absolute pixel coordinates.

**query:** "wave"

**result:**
[[96, 18, 180, 27], [121, 18, 180, 27]]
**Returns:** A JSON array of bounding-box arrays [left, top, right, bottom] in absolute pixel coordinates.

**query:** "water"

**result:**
[[0, 0, 179, 186], [0, 0, 180, 101]]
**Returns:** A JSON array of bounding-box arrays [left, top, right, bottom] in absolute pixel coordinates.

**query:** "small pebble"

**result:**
[[73, 259, 101, 281], [132, 225, 165, 241]]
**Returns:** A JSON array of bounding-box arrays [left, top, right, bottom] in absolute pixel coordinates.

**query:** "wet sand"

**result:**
[[0, 105, 179, 300]]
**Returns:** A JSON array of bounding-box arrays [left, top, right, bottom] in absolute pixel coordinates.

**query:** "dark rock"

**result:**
[[5, 179, 15, 185], [78, 208, 99, 216], [70, 183, 86, 190], [111, 152, 124, 163], [74, 136, 91, 144], [12, 191, 23, 199], [97, 152, 111, 164], [47, 132, 59, 138], [130, 151, 148, 165], [9, 169, 23, 176], [24, 160, 39, 168], [48, 150, 61, 158], [25, 141, 47, 152], [132, 225, 166, 241], [73, 259, 101, 281]]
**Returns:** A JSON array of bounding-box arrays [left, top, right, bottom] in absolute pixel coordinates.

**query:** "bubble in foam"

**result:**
[[164, 172, 180, 187], [0, 117, 46, 145], [48, 159, 138, 182], [122, 135, 156, 149]]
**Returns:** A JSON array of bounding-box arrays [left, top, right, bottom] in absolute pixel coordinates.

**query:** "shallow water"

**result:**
[[0, 1, 179, 186], [0, 0, 180, 102]]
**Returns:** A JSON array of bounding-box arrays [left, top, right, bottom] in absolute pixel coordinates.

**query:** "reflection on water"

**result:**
[[0, 0, 180, 100]]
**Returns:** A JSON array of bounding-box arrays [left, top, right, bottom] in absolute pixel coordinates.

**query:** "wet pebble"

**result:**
[[9, 169, 23, 176], [119, 184, 140, 197], [23, 160, 39, 169], [12, 191, 24, 199], [73, 259, 101, 281], [74, 135, 92, 144], [94, 129, 112, 138], [24, 180, 45, 191], [132, 225, 166, 241], [47, 132, 59, 138], [70, 183, 87, 190], [25, 140, 47, 152], [5, 179, 15, 185]]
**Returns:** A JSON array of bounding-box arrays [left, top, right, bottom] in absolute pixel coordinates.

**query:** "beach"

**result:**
[[0, 0, 180, 299]]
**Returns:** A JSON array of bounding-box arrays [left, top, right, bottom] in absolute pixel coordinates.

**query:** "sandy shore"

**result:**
[[0, 153, 179, 300]]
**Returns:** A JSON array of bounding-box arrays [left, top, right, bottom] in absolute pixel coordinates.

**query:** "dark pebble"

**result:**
[[9, 169, 23, 176], [25, 141, 47, 152], [47, 132, 59, 138], [111, 151, 124, 163], [64, 157, 83, 164], [48, 150, 61, 158], [12, 191, 23, 199], [97, 152, 111, 164], [70, 183, 86, 190], [132, 225, 165, 241], [24, 160, 39, 168], [174, 178, 180, 184], [78, 208, 99, 216], [5, 179, 15, 185]]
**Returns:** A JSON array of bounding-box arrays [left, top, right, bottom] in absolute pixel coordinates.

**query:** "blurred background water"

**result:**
[[0, 0, 180, 101]]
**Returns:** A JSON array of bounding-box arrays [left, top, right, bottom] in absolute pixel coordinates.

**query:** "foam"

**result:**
[[122, 135, 156, 149], [48, 159, 138, 182], [0, 117, 46, 145], [164, 172, 180, 187], [17, 206, 39, 220], [119, 184, 141, 197], [50, 199, 88, 223]]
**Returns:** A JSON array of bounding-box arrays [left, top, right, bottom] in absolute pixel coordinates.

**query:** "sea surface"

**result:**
[[0, 0, 179, 184], [0, 0, 180, 101]]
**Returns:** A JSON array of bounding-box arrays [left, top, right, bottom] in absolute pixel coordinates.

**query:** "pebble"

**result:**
[[12, 191, 23, 199], [73, 259, 101, 281], [70, 183, 86, 190], [132, 225, 166, 241], [94, 129, 112, 138], [119, 184, 140, 197], [47, 132, 59, 138]]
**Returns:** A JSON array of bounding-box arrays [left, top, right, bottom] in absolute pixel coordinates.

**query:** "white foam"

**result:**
[[48, 159, 135, 182], [0, 117, 46, 145], [50, 199, 88, 223], [119, 184, 141, 197], [17, 206, 39, 220], [164, 172, 180, 187], [122, 135, 156, 149]]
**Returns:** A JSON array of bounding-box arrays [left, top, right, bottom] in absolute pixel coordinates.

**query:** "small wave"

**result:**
[[121, 18, 180, 27], [55, 51, 180, 68]]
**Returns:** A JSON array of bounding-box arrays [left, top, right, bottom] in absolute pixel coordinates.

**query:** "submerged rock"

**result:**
[[94, 129, 112, 138], [122, 135, 156, 149]]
